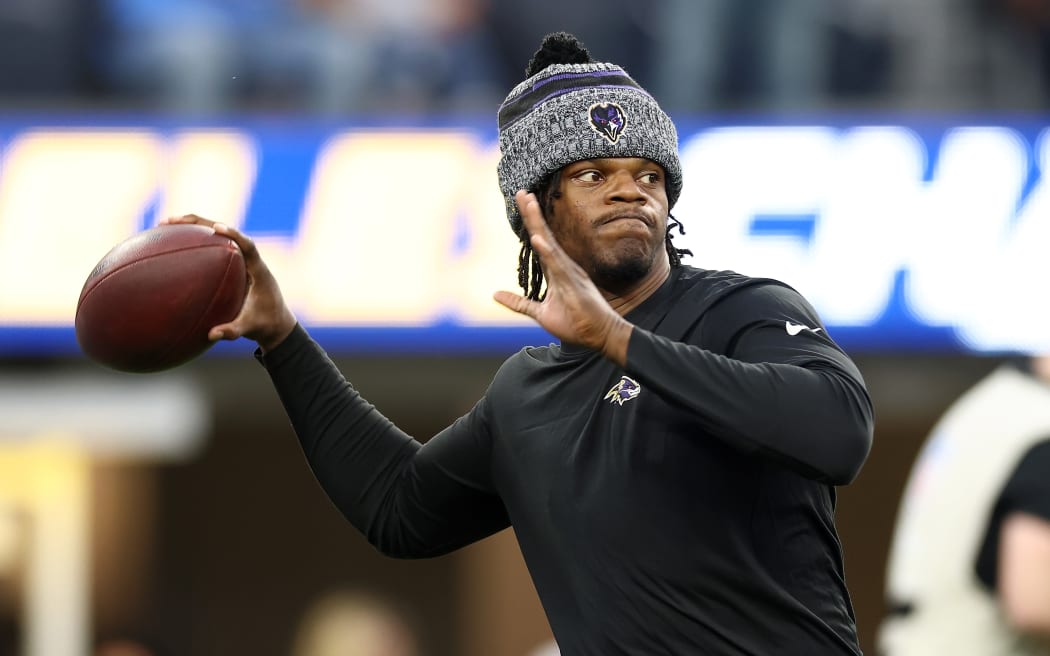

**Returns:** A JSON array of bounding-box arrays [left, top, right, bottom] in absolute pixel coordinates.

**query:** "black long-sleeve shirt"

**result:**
[[260, 265, 874, 655]]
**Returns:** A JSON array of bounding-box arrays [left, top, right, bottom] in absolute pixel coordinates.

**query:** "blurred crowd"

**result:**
[[1, 0, 1049, 115]]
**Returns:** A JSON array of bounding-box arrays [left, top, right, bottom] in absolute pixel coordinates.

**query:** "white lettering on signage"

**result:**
[[0, 130, 163, 322], [0, 129, 528, 331], [155, 130, 258, 232], [947, 129, 1050, 352], [0, 125, 1048, 352], [262, 131, 523, 325], [674, 126, 924, 325], [674, 125, 1049, 352]]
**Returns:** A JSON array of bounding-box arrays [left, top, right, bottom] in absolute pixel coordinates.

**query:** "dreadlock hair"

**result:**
[[515, 172, 693, 301], [515, 171, 560, 301], [666, 214, 693, 265]]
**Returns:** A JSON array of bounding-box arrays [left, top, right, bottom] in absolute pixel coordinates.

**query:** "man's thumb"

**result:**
[[493, 291, 534, 317]]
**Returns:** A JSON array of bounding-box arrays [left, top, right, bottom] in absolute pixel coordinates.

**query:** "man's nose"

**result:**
[[606, 171, 645, 202]]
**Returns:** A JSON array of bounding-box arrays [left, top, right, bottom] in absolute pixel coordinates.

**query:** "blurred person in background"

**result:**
[[92, 0, 501, 116], [878, 0, 1050, 110], [528, 639, 561, 656], [483, 0, 653, 97], [0, 0, 88, 104], [879, 355, 1050, 654], [166, 32, 873, 653], [323, 0, 502, 114], [92, 0, 372, 115], [290, 590, 419, 656], [988, 0, 1050, 96], [93, 635, 169, 656], [650, 0, 833, 113], [649, 0, 898, 114]]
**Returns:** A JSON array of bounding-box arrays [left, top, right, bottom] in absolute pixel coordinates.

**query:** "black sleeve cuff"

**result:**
[[253, 323, 312, 368]]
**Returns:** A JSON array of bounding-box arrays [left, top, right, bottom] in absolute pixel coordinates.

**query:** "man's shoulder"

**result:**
[[493, 344, 558, 376], [674, 265, 754, 288], [672, 265, 797, 306]]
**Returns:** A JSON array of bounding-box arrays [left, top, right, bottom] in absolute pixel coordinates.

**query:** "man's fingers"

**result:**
[[162, 215, 259, 262], [211, 222, 259, 261], [493, 290, 538, 318], [161, 213, 215, 228], [515, 191, 555, 244], [515, 190, 571, 276]]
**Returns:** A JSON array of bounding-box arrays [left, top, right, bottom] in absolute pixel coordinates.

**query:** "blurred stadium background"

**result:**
[[2, 0, 1049, 654]]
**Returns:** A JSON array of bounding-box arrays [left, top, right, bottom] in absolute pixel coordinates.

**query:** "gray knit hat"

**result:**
[[496, 36, 683, 234]]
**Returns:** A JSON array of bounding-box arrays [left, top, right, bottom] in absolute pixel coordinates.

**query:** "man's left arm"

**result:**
[[493, 193, 872, 484], [624, 283, 874, 485]]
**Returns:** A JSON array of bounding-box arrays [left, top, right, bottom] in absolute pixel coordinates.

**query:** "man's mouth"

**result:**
[[600, 212, 651, 227]]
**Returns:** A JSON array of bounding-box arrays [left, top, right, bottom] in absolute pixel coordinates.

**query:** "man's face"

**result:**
[[546, 157, 670, 294]]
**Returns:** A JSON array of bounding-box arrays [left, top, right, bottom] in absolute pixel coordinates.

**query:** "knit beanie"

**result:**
[[496, 32, 683, 234]]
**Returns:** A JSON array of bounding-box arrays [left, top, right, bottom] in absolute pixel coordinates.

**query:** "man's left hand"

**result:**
[[493, 190, 632, 365]]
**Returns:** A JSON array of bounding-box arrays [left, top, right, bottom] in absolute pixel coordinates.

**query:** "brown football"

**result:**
[[75, 223, 247, 373]]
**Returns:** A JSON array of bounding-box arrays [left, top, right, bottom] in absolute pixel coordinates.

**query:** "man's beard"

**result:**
[[590, 245, 656, 294]]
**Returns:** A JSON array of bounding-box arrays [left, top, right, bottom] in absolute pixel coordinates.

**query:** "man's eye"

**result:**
[[640, 173, 660, 184], [577, 171, 602, 182]]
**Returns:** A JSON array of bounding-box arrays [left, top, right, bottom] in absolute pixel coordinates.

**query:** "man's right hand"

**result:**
[[161, 214, 298, 352]]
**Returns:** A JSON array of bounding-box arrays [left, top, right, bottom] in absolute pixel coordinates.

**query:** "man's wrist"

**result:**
[[601, 318, 634, 368], [258, 316, 298, 354]]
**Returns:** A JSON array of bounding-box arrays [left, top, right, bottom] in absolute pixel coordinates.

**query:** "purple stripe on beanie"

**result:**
[[498, 70, 632, 111], [529, 84, 652, 110], [500, 85, 653, 131], [528, 69, 626, 92]]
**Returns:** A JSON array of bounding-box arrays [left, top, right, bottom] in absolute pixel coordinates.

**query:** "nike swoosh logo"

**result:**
[[785, 321, 823, 336]]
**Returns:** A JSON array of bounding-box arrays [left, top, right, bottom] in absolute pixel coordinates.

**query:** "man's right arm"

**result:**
[[259, 324, 511, 558], [159, 214, 510, 556]]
